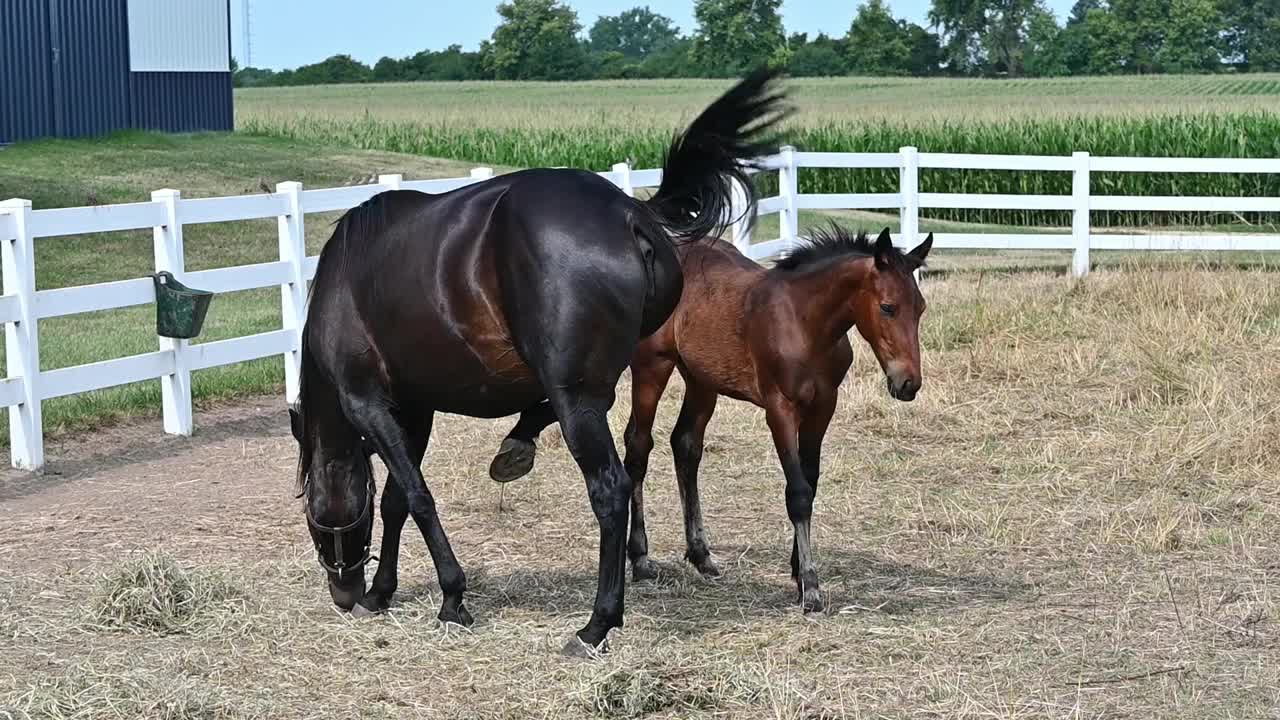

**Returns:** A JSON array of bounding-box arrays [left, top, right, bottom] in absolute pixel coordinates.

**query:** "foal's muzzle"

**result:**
[[888, 375, 920, 402]]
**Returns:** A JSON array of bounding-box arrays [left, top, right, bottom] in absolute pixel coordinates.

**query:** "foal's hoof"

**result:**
[[489, 438, 536, 483], [800, 587, 825, 614], [562, 634, 608, 659], [438, 600, 474, 628], [632, 556, 661, 582]]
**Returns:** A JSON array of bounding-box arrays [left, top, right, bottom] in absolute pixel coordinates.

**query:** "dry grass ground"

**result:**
[[0, 262, 1277, 719]]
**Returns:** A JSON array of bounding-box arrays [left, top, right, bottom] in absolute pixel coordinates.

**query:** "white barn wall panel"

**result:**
[[127, 0, 230, 72]]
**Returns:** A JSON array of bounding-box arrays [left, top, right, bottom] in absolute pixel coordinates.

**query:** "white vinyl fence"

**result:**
[[2, 146, 1278, 471]]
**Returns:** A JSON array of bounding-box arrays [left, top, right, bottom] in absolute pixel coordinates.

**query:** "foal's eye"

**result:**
[[880, 303, 897, 317]]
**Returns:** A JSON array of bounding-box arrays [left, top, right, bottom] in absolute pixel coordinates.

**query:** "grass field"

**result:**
[[0, 133, 487, 438], [235, 75, 1280, 228]]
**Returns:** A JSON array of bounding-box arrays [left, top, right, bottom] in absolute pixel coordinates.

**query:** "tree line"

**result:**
[[232, 0, 1280, 86]]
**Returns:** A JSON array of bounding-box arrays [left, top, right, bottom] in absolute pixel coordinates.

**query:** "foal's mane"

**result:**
[[772, 224, 923, 273]]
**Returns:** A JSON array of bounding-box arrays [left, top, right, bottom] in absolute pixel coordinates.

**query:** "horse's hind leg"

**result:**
[[545, 386, 632, 654], [361, 414, 433, 614], [670, 378, 721, 578], [348, 399, 472, 627], [489, 400, 557, 483], [624, 353, 676, 582]]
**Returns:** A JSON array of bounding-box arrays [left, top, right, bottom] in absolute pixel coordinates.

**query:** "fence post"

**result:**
[[779, 145, 799, 248], [276, 181, 307, 406], [1072, 151, 1091, 278], [471, 167, 494, 183], [152, 189, 193, 436], [612, 162, 634, 198], [377, 173, 403, 191], [899, 146, 921, 281], [2, 199, 43, 471], [729, 176, 752, 253]]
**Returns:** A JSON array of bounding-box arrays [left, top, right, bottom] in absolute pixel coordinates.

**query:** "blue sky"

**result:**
[[231, 1, 1075, 70]]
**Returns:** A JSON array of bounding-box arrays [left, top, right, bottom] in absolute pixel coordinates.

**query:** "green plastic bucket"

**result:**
[[152, 271, 213, 339]]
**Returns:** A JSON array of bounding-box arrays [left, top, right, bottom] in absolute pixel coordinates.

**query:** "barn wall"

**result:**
[[0, 0, 55, 143], [130, 72, 234, 133], [127, 0, 231, 72], [0, 0, 232, 144], [50, 0, 132, 138]]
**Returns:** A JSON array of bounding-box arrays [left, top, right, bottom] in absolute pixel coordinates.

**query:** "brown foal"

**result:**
[[491, 225, 932, 612]]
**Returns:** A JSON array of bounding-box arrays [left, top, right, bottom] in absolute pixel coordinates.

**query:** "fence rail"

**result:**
[[3, 147, 1278, 471]]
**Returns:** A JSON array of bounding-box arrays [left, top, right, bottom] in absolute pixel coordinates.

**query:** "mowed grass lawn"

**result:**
[[0, 132, 491, 438]]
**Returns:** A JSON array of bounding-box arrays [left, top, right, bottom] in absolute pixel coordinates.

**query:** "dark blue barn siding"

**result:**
[[1, 0, 232, 143], [130, 72, 233, 133], [49, 0, 132, 138], [0, 0, 55, 143]]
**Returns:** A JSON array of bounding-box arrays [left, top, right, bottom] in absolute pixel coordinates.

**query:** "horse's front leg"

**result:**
[[766, 397, 823, 613]]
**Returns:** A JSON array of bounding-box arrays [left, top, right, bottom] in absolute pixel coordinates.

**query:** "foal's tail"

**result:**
[[641, 66, 790, 244]]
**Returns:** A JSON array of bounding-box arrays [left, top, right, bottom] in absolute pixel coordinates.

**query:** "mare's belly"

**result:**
[[421, 380, 546, 419]]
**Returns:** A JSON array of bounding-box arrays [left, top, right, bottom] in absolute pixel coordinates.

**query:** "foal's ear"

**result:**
[[288, 404, 303, 443], [873, 227, 894, 268], [909, 233, 933, 263]]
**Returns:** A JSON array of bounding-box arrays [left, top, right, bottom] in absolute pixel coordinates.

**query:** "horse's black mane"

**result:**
[[294, 193, 396, 490], [772, 224, 922, 273]]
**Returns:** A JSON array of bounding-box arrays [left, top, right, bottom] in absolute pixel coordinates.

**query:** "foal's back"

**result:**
[[642, 238, 774, 403]]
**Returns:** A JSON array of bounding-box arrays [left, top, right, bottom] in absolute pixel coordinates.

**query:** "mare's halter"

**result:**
[[301, 476, 376, 579]]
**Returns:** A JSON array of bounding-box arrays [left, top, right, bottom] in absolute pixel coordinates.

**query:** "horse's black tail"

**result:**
[[642, 66, 790, 244]]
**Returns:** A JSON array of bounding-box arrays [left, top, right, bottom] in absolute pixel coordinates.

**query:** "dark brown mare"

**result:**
[[490, 226, 932, 611], [289, 69, 787, 655]]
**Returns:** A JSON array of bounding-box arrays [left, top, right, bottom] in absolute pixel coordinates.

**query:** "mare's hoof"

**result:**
[[692, 557, 722, 579], [632, 556, 661, 582], [350, 602, 378, 619], [800, 587, 825, 614], [562, 635, 608, 659], [489, 438, 536, 483], [438, 601, 474, 628], [358, 590, 394, 615]]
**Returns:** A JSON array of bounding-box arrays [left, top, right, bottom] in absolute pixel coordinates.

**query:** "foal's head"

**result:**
[[777, 225, 932, 401], [290, 403, 377, 612], [852, 227, 931, 400]]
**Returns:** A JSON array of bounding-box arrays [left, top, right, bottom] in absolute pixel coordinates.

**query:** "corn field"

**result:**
[[236, 75, 1280, 229]]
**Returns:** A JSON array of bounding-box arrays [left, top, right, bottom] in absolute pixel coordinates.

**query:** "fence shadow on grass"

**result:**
[[0, 399, 286, 502]]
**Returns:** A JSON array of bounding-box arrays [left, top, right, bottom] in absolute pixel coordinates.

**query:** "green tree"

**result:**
[[373, 56, 405, 82], [928, 0, 1039, 75], [789, 33, 847, 77], [637, 37, 702, 77], [905, 23, 945, 75], [1085, 0, 1226, 74], [1082, 6, 1133, 73], [1222, 0, 1280, 71], [1022, 3, 1067, 76], [846, 0, 913, 75], [1058, 0, 1098, 74], [692, 0, 790, 76], [589, 7, 679, 59], [1154, 0, 1223, 72], [483, 0, 589, 80], [292, 55, 372, 85]]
